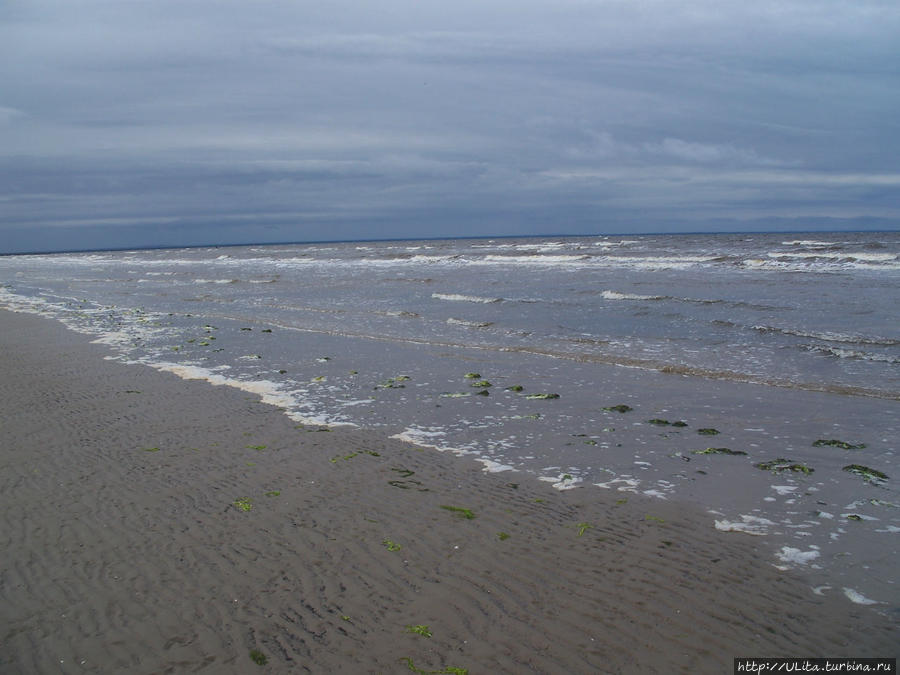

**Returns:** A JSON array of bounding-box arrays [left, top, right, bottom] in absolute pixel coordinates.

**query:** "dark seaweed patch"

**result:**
[[842, 464, 888, 483], [692, 447, 747, 456], [754, 459, 814, 474], [813, 439, 866, 450]]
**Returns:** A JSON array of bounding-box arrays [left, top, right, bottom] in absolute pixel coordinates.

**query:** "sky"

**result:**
[[1, 0, 899, 253]]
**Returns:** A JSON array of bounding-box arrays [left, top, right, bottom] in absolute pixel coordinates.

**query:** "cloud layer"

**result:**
[[1, 0, 898, 251]]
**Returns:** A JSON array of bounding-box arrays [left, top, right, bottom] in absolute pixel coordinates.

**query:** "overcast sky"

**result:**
[[1, 0, 899, 252]]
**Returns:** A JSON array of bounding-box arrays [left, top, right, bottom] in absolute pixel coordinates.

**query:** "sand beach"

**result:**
[[1, 309, 896, 673]]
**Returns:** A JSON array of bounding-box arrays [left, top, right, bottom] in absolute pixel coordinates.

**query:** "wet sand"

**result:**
[[1, 309, 896, 674]]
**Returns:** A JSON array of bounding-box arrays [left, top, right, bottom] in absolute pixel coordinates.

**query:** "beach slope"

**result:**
[[1, 310, 895, 674]]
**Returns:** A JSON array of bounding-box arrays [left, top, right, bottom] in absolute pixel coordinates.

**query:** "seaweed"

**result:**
[[842, 464, 888, 483], [469, 380, 492, 388], [388, 480, 429, 491], [754, 459, 814, 475], [405, 624, 432, 637], [497, 532, 511, 541], [697, 428, 720, 436], [264, 490, 281, 497], [440, 505, 475, 519], [399, 658, 468, 675], [603, 404, 632, 413], [331, 452, 360, 463], [440, 392, 470, 398], [813, 439, 866, 450], [383, 539, 402, 551], [671, 421, 688, 427], [249, 649, 267, 666], [525, 393, 560, 400], [505, 385, 524, 392], [692, 447, 747, 456], [645, 515, 665, 523], [376, 376, 410, 388], [647, 419, 670, 426], [463, 373, 481, 379], [392, 467, 415, 478], [143, 447, 161, 452], [475, 389, 490, 396], [246, 445, 267, 451], [575, 522, 592, 537], [583, 439, 598, 446], [261, 328, 273, 333], [233, 498, 252, 512]]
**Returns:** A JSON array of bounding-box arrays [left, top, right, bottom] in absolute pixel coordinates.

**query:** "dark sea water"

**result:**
[[2, 232, 898, 607]]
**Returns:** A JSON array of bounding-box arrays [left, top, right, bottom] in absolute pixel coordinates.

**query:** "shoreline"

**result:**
[[1, 309, 896, 673]]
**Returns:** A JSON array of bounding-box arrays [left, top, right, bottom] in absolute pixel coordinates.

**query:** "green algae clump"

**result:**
[[697, 428, 720, 436], [405, 624, 432, 637], [842, 464, 888, 483], [754, 459, 814, 475], [233, 498, 253, 512], [399, 658, 468, 675], [440, 505, 475, 520], [249, 649, 267, 666], [692, 447, 747, 456], [525, 393, 560, 400], [813, 439, 866, 450], [603, 404, 632, 413]]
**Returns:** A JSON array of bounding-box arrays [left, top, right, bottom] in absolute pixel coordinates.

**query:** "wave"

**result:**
[[802, 345, 900, 364], [752, 325, 900, 347], [781, 240, 840, 248], [472, 254, 592, 266], [601, 291, 667, 301], [446, 318, 494, 328], [432, 292, 503, 304]]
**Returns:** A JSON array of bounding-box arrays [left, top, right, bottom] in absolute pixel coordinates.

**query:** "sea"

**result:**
[[1, 231, 898, 608]]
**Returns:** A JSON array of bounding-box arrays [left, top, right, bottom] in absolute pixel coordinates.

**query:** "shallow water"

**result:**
[[1, 231, 898, 606]]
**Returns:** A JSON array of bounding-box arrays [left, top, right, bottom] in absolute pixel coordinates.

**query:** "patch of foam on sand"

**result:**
[[539, 474, 583, 490], [391, 426, 517, 474], [144, 361, 352, 426], [843, 588, 880, 605], [594, 476, 640, 492], [774, 546, 820, 569], [714, 514, 776, 536]]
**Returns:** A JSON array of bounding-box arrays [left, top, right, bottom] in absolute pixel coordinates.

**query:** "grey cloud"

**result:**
[[0, 0, 898, 252]]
